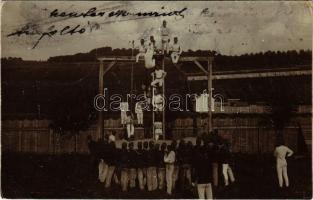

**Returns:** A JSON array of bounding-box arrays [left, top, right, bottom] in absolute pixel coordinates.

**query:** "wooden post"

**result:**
[[208, 56, 218, 186], [208, 57, 213, 133], [99, 60, 104, 139], [162, 57, 165, 139]]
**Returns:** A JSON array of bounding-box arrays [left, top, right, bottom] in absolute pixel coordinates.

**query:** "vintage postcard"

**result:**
[[1, 1, 312, 199]]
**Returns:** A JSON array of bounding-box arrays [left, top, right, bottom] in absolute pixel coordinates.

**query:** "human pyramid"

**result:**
[[122, 20, 182, 141]]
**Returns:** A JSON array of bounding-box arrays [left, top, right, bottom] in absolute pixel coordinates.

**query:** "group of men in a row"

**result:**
[[136, 20, 183, 67], [87, 133, 235, 199]]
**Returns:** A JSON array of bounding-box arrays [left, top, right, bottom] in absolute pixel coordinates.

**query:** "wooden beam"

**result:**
[[187, 69, 312, 81], [103, 61, 116, 75], [194, 60, 208, 75], [97, 55, 210, 62], [98, 56, 136, 62], [180, 56, 210, 62]]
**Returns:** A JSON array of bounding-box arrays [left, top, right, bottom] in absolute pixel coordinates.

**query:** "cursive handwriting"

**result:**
[[7, 6, 188, 49], [7, 24, 87, 49], [50, 7, 106, 18], [50, 7, 188, 18]]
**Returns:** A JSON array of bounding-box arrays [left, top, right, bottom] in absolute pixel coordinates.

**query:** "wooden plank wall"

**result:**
[[1, 116, 311, 154]]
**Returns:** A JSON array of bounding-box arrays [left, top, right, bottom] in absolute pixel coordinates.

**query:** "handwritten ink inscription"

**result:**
[[7, 7, 188, 49]]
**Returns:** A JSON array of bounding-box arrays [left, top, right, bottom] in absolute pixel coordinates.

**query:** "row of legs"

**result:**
[[136, 51, 180, 64], [99, 161, 235, 198], [99, 162, 184, 193]]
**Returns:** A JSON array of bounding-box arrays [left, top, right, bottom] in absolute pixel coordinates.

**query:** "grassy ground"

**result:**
[[1, 153, 312, 199]]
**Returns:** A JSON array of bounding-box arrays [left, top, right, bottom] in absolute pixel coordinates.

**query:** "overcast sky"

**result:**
[[1, 1, 312, 60]]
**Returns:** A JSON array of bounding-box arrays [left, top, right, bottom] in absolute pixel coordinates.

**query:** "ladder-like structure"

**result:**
[[97, 55, 214, 140], [151, 55, 166, 140]]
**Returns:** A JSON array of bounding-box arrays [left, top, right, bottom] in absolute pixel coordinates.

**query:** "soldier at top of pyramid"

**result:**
[[160, 20, 171, 54], [170, 37, 183, 64], [136, 38, 146, 63]]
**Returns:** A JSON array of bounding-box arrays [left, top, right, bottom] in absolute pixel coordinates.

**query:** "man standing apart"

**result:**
[[274, 139, 293, 188]]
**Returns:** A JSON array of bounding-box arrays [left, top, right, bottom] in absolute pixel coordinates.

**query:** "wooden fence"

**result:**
[[1, 115, 311, 154]]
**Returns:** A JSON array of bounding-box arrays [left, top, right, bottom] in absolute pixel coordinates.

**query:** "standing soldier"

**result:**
[[220, 139, 235, 186], [193, 138, 213, 199], [136, 141, 145, 190], [135, 101, 144, 126], [210, 129, 221, 187], [170, 37, 183, 64], [146, 140, 158, 191], [274, 138, 294, 188], [128, 142, 137, 189], [126, 112, 135, 140], [142, 141, 149, 189], [136, 38, 146, 62], [98, 139, 109, 183], [105, 141, 116, 188], [164, 142, 176, 195], [181, 140, 193, 189], [177, 139, 185, 190], [86, 135, 97, 179], [160, 20, 170, 54], [120, 142, 130, 192], [172, 140, 179, 191], [158, 142, 167, 190]]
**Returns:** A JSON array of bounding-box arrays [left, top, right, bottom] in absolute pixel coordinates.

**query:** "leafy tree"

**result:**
[[48, 85, 96, 152], [266, 77, 298, 137]]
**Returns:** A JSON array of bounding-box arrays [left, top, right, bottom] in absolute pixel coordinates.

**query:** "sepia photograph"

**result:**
[[1, 1, 312, 199]]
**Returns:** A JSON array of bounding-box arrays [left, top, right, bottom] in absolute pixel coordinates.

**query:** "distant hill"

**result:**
[[3, 48, 311, 69]]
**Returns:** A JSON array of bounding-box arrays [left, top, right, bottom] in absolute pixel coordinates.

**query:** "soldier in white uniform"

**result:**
[[126, 111, 135, 139], [120, 102, 129, 125], [136, 39, 146, 62], [145, 36, 156, 69], [154, 122, 163, 141], [160, 20, 170, 54], [152, 89, 164, 112], [170, 37, 183, 64], [274, 139, 294, 188], [151, 65, 167, 88], [135, 101, 144, 125]]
